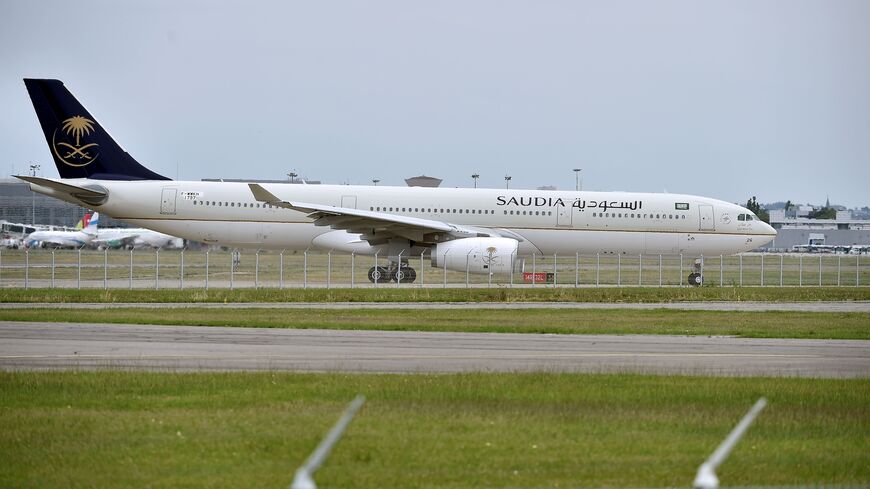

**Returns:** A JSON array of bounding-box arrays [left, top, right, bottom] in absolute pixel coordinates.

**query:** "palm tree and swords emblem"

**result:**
[[52, 116, 99, 167]]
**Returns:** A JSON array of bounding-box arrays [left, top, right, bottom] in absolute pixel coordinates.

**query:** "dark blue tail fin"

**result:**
[[24, 78, 169, 180]]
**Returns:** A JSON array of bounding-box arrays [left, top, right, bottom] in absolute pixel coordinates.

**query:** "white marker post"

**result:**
[[693, 398, 767, 489], [291, 395, 365, 489]]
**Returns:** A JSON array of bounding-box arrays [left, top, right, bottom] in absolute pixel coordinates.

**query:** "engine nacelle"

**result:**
[[431, 237, 519, 274]]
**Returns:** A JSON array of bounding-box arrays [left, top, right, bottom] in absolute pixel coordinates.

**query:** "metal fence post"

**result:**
[[442, 249, 448, 288], [465, 250, 470, 288], [679, 253, 683, 287], [0, 248, 3, 286], [255, 249, 260, 289], [720, 254, 723, 287], [617, 254, 621, 287], [857, 255, 860, 287], [327, 251, 332, 289], [374, 251, 381, 289], [759, 253, 764, 287], [779, 253, 783, 287], [739, 254, 743, 286], [24, 249, 29, 290], [638, 254, 642, 286], [350, 252, 355, 289], [575, 252, 579, 288], [205, 250, 209, 290], [699, 254, 704, 285], [553, 253, 557, 288], [303, 250, 307, 289], [374, 251, 379, 289], [77, 249, 81, 289], [532, 253, 536, 288], [103, 248, 108, 289], [510, 252, 515, 288], [280, 250, 285, 289], [596, 252, 600, 287], [658, 254, 662, 287], [837, 255, 841, 286], [155, 248, 160, 290], [180, 248, 185, 289], [398, 250, 405, 289], [419, 251, 425, 288], [801, 253, 810, 286], [818, 255, 822, 287], [230, 250, 234, 290], [129, 249, 134, 290], [51, 250, 55, 288], [488, 251, 493, 288]]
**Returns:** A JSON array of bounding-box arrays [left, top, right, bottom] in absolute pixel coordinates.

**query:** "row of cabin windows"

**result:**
[[370, 207, 496, 215], [193, 201, 277, 209], [593, 212, 687, 220], [505, 210, 554, 216]]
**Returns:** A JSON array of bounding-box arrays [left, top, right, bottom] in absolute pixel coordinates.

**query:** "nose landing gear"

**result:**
[[687, 259, 703, 286]]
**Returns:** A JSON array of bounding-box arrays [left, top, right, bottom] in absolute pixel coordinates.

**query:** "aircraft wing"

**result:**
[[249, 184, 501, 244]]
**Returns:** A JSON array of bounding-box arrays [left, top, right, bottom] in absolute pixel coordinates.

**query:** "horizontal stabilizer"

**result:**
[[15, 175, 107, 198]]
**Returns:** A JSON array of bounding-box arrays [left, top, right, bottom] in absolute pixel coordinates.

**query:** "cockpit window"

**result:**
[[738, 214, 745, 221]]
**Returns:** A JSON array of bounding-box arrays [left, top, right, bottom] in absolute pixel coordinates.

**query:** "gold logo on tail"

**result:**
[[52, 116, 99, 167]]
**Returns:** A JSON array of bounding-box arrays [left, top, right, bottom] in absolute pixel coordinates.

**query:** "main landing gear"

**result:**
[[368, 263, 417, 283], [687, 259, 703, 286]]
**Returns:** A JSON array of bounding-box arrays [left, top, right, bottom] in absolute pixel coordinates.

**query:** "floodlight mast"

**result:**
[[693, 398, 767, 489], [291, 395, 366, 489]]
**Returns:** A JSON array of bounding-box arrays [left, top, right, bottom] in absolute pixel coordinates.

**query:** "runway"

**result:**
[[1, 322, 867, 377], [4, 301, 870, 312]]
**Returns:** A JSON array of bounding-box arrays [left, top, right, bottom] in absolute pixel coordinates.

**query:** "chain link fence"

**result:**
[[0, 248, 867, 289]]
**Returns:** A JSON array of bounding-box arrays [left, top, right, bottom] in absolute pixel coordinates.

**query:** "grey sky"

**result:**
[[1, 0, 868, 207]]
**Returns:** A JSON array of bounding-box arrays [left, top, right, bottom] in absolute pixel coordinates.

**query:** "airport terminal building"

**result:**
[[762, 209, 870, 252]]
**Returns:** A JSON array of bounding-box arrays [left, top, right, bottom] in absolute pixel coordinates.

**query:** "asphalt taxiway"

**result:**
[[1, 321, 867, 377]]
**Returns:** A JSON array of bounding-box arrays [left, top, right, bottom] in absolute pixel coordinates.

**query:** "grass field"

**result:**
[[1, 371, 867, 489], [2, 286, 870, 303], [2, 307, 869, 339]]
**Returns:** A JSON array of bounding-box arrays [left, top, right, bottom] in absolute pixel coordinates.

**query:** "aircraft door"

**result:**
[[340, 195, 357, 209], [556, 205, 572, 227], [699, 205, 714, 231], [160, 188, 177, 215]]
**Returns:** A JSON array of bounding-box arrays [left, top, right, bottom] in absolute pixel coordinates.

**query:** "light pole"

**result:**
[[573, 168, 582, 191], [287, 171, 298, 183], [471, 173, 479, 189], [504, 175, 512, 189], [372, 179, 380, 186], [29, 163, 40, 224]]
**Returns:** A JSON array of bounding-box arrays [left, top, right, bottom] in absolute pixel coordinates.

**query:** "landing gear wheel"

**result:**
[[688, 272, 703, 286], [392, 265, 417, 284], [368, 266, 390, 283]]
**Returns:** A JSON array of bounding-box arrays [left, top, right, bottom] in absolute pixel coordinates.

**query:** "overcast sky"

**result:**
[[1, 0, 868, 206]]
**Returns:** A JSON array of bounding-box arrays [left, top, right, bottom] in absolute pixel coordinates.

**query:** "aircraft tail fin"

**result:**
[[23, 78, 169, 181]]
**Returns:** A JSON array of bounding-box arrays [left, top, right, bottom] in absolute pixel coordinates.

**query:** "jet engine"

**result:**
[[430, 237, 519, 274]]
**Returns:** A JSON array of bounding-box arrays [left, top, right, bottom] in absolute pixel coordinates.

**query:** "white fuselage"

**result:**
[[32, 179, 776, 256], [25, 229, 94, 248]]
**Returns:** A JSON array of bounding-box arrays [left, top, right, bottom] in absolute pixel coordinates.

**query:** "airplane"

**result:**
[[17, 78, 776, 284], [25, 212, 99, 249], [94, 227, 183, 250]]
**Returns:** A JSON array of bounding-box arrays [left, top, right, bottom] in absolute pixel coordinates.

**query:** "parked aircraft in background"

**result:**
[[94, 228, 183, 249], [18, 79, 776, 284], [25, 213, 99, 249]]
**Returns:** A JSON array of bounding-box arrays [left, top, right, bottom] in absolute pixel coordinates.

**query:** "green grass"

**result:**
[[2, 308, 869, 339], [1, 371, 867, 488], [2, 286, 870, 303]]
